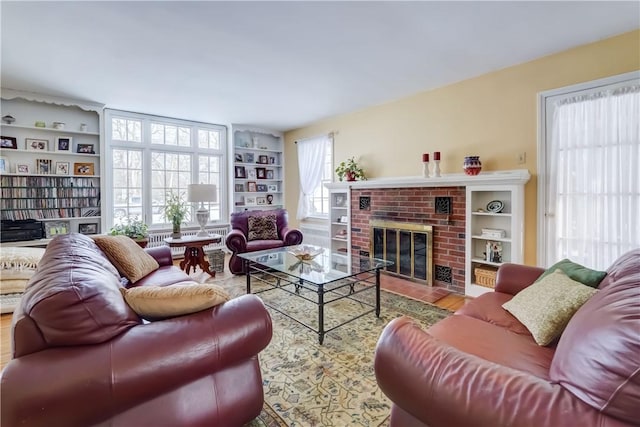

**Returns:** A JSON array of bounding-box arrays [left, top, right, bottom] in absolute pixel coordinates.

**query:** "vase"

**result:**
[[345, 171, 356, 181], [134, 238, 149, 248], [172, 222, 182, 239], [463, 156, 482, 176]]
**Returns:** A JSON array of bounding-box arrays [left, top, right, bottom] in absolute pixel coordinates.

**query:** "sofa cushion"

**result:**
[[247, 214, 278, 241], [502, 269, 597, 345], [120, 282, 230, 321], [536, 258, 607, 288], [454, 292, 531, 336], [93, 235, 159, 283], [550, 249, 640, 424]]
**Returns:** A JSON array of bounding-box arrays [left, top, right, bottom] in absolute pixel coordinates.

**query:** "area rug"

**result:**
[[210, 275, 451, 427]]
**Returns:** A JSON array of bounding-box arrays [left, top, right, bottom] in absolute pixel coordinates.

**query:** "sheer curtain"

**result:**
[[296, 134, 330, 220], [545, 84, 640, 269]]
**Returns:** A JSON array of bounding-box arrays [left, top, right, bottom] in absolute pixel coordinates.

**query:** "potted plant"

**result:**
[[335, 157, 366, 182], [164, 191, 190, 239], [109, 216, 149, 248]]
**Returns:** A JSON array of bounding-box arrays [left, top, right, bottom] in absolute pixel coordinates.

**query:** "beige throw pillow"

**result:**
[[93, 235, 159, 283], [502, 269, 597, 346], [247, 215, 278, 241], [120, 283, 230, 320]]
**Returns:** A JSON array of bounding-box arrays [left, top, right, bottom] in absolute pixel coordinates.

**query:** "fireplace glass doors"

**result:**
[[370, 220, 433, 284]]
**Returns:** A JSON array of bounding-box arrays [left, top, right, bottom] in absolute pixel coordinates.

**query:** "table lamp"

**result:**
[[187, 183, 217, 237]]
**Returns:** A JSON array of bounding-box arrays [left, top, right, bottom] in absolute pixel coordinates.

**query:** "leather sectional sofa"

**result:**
[[375, 249, 639, 427], [1, 233, 273, 427]]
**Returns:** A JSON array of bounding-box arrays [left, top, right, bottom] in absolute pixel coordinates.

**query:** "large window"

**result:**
[[296, 134, 333, 219], [106, 110, 227, 228]]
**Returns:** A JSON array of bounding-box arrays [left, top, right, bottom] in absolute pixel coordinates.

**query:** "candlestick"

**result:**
[[422, 153, 429, 162], [423, 161, 430, 178], [434, 159, 441, 177], [434, 151, 441, 161]]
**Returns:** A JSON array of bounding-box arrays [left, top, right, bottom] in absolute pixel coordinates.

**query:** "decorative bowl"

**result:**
[[288, 245, 324, 261]]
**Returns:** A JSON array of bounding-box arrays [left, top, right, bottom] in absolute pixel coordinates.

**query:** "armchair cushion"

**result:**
[[93, 235, 159, 283], [120, 282, 230, 321], [247, 214, 278, 241]]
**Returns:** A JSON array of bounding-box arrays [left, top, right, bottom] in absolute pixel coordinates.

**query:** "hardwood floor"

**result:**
[[1, 259, 466, 370]]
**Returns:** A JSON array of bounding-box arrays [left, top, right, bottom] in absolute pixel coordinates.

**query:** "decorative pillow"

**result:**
[[247, 214, 278, 241], [535, 258, 607, 288], [502, 269, 598, 346], [120, 282, 230, 320], [93, 235, 159, 283]]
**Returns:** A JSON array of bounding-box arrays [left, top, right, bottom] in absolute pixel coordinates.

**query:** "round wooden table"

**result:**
[[164, 235, 222, 277]]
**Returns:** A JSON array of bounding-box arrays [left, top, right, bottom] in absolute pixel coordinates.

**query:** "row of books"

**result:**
[[0, 176, 98, 187], [1, 198, 100, 210], [0, 208, 101, 221], [1, 187, 100, 199]]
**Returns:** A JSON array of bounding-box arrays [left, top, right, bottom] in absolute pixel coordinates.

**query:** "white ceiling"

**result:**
[[1, 1, 638, 132]]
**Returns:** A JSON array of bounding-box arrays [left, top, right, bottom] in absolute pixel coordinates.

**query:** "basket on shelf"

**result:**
[[474, 266, 498, 288], [207, 249, 225, 273]]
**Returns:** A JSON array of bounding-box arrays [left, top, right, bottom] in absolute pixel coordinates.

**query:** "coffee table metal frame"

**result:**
[[240, 248, 391, 344]]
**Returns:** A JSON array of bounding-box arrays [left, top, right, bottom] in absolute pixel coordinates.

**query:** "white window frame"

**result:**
[[105, 109, 228, 230]]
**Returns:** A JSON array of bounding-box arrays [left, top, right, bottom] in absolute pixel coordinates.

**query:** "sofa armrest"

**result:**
[[375, 317, 605, 427], [144, 245, 173, 267], [281, 226, 303, 246], [494, 263, 545, 295], [226, 229, 248, 253], [1, 295, 272, 427]]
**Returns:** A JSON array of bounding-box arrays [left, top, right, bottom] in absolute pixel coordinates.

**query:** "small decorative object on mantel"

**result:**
[[335, 156, 366, 181], [463, 156, 482, 176], [433, 151, 441, 177], [52, 122, 65, 130], [422, 153, 430, 178], [2, 115, 15, 124], [34, 121, 46, 128]]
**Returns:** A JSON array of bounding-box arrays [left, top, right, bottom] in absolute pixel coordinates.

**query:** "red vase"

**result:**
[[463, 156, 482, 176], [345, 171, 356, 181]]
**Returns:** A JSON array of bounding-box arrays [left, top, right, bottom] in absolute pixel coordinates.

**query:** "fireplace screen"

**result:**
[[370, 220, 433, 285]]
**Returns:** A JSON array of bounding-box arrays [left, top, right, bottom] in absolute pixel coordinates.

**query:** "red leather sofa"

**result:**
[[226, 208, 303, 274], [375, 249, 639, 427], [1, 233, 273, 427]]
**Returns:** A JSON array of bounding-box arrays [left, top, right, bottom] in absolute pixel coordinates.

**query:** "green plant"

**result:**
[[109, 216, 149, 240], [335, 157, 366, 181], [164, 191, 190, 227]]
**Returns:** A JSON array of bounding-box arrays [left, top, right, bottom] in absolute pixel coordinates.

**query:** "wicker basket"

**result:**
[[207, 249, 225, 273], [474, 266, 498, 288]]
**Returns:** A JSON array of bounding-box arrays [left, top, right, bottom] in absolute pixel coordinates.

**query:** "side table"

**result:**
[[164, 235, 222, 277]]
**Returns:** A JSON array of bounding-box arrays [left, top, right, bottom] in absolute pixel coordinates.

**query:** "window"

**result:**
[[308, 142, 333, 217], [296, 134, 333, 219], [106, 110, 227, 228], [538, 72, 640, 269]]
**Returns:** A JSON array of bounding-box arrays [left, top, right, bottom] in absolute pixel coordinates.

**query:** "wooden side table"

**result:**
[[164, 235, 222, 277]]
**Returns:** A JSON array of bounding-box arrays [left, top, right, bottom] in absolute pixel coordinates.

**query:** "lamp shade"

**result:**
[[187, 184, 217, 203]]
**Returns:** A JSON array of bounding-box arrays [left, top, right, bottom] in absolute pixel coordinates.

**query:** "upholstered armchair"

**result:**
[[226, 209, 303, 274]]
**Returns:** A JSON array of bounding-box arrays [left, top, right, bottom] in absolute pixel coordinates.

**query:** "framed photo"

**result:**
[[26, 138, 48, 151], [335, 194, 346, 207], [45, 221, 70, 238], [256, 183, 268, 192], [245, 196, 256, 205], [234, 183, 245, 192], [56, 161, 70, 175], [245, 153, 254, 163], [36, 158, 52, 174], [234, 166, 246, 178], [77, 143, 95, 154], [235, 196, 245, 206], [247, 181, 257, 192], [267, 184, 278, 192], [55, 137, 72, 152], [256, 167, 266, 179], [16, 164, 29, 174], [74, 162, 95, 175], [0, 136, 18, 149], [0, 157, 7, 173], [256, 196, 267, 205], [258, 155, 268, 164], [247, 169, 257, 180], [338, 215, 348, 223], [269, 156, 275, 164], [234, 153, 243, 162], [78, 223, 98, 235], [266, 169, 274, 180]]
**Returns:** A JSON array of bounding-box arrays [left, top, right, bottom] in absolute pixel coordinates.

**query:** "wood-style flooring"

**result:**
[[1, 257, 466, 370]]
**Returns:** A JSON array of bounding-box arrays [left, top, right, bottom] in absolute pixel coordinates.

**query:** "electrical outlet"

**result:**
[[517, 152, 526, 164]]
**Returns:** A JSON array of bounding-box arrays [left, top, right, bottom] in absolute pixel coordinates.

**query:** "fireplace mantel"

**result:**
[[326, 169, 531, 190]]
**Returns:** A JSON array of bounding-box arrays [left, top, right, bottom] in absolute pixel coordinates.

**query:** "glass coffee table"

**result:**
[[239, 245, 393, 344]]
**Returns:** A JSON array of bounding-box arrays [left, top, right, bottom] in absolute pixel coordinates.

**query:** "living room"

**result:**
[[1, 2, 639, 426]]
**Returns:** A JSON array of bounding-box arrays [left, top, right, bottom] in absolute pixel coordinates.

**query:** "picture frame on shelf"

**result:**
[[245, 153, 254, 163], [0, 136, 18, 149], [335, 194, 346, 207], [16, 164, 29, 174], [77, 143, 95, 154], [74, 162, 94, 175], [256, 184, 268, 192], [234, 153, 243, 162], [234, 166, 246, 178], [78, 223, 98, 235], [266, 169, 274, 180], [247, 181, 257, 192], [256, 196, 267, 205], [245, 196, 256, 205], [45, 221, 70, 238], [256, 167, 266, 179], [0, 157, 7, 173], [55, 137, 72, 152], [258, 155, 268, 164], [26, 138, 48, 151], [267, 184, 278, 192], [234, 183, 245, 192], [269, 156, 275, 164], [56, 161, 70, 175], [36, 158, 52, 174]]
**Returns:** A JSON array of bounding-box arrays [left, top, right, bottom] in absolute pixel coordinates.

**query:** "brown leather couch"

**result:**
[[375, 249, 640, 427], [1, 233, 273, 427]]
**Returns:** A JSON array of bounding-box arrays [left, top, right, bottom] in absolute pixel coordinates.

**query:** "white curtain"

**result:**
[[296, 134, 329, 219], [546, 84, 640, 269]]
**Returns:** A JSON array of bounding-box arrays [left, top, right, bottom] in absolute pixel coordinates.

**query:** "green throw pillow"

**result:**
[[536, 259, 606, 289]]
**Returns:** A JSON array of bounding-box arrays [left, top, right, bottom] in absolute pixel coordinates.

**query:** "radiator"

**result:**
[[148, 225, 230, 258]]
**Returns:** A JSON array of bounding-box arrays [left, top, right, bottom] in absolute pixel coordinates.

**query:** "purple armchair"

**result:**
[[226, 209, 303, 274]]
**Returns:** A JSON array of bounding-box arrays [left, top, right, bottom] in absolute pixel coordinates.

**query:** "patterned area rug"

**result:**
[[210, 275, 451, 427]]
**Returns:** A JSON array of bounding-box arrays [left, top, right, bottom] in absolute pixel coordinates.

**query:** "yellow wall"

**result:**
[[284, 29, 640, 266]]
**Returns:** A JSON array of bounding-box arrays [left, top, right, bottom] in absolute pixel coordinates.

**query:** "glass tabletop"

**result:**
[[238, 244, 393, 285]]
